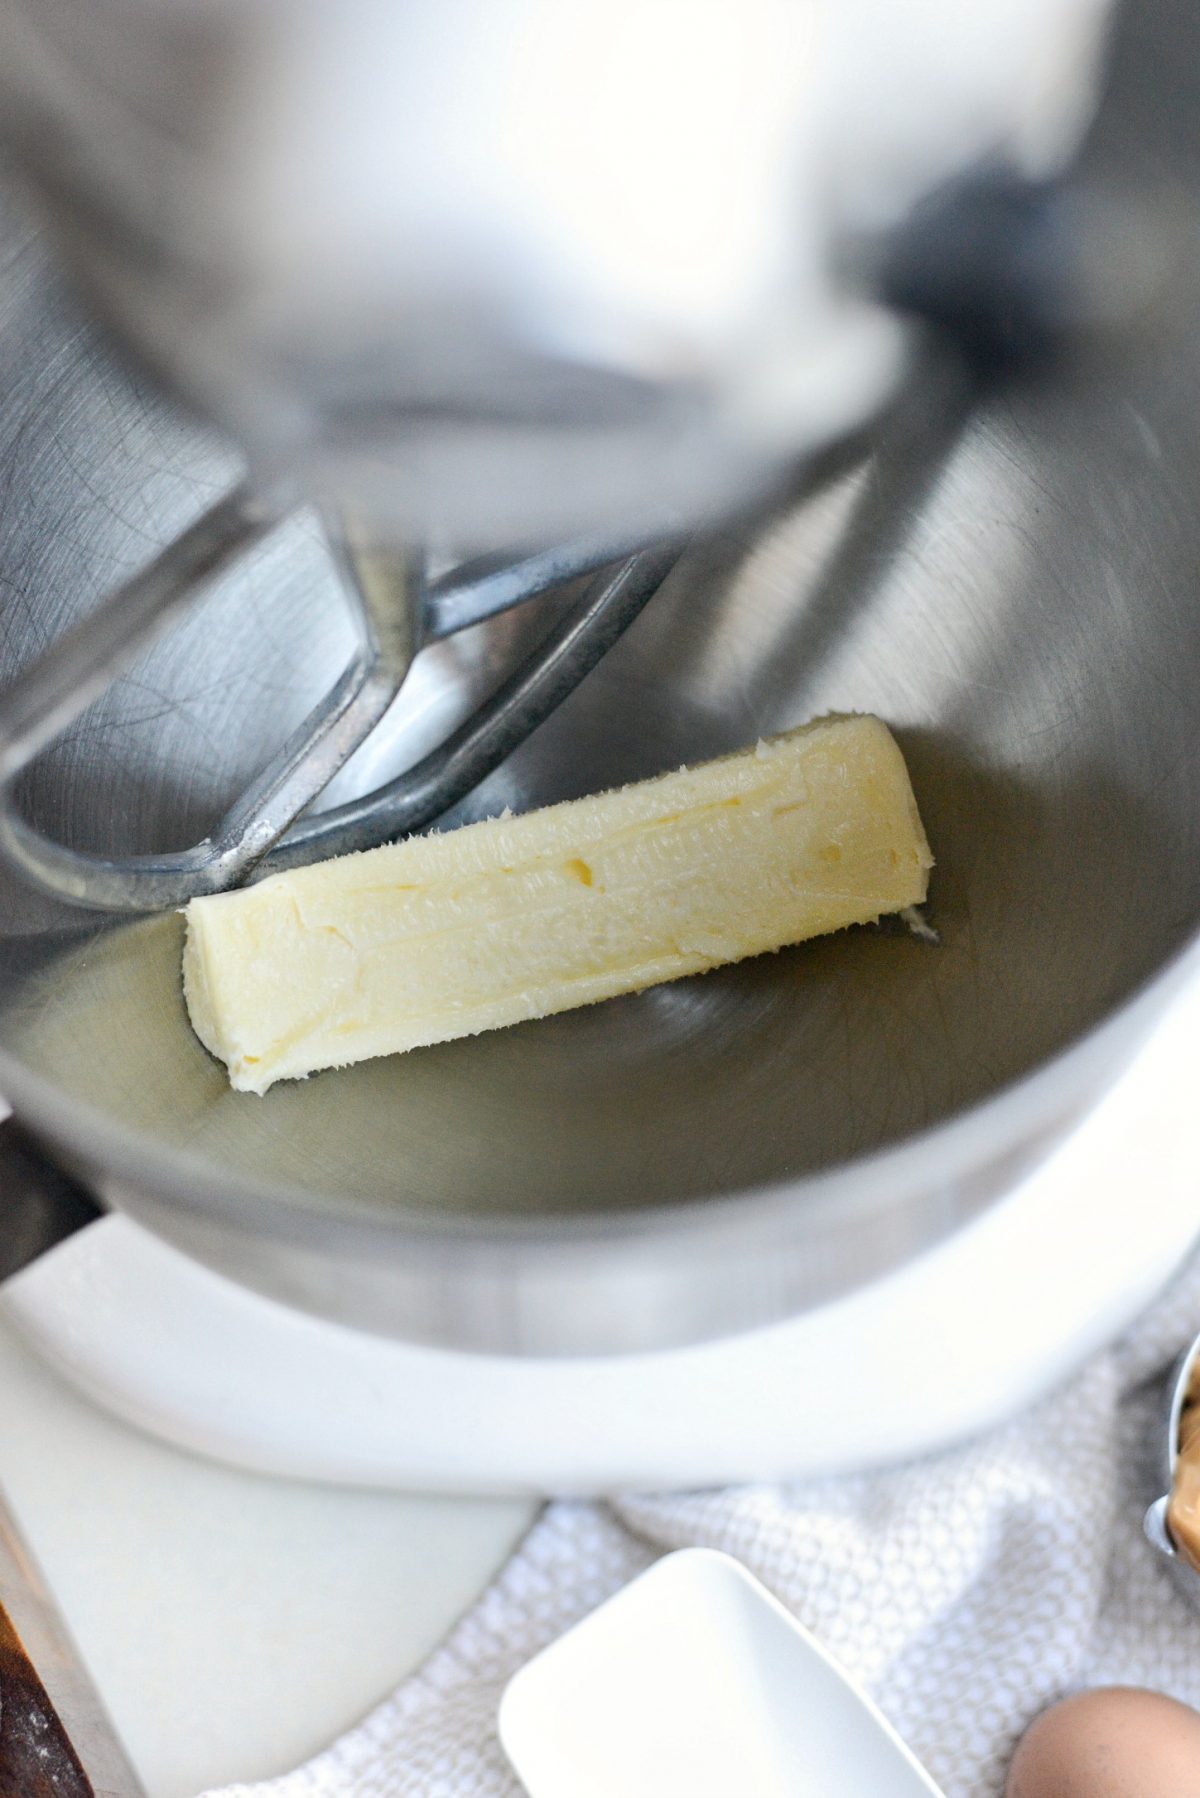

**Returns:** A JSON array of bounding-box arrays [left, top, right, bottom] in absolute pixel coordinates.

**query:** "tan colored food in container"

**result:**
[[1168, 1359, 1200, 1571]]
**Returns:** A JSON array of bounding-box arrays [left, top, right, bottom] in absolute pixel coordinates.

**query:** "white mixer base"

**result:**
[[4, 978, 1199, 1494]]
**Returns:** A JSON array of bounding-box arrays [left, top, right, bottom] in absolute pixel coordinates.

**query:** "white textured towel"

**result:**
[[203, 1249, 1200, 1798]]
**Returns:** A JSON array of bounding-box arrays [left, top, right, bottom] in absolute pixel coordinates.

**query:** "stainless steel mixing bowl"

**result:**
[[1, 0, 1199, 1356]]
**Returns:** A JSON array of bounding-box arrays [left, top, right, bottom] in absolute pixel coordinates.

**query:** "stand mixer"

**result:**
[[0, 0, 1199, 1485]]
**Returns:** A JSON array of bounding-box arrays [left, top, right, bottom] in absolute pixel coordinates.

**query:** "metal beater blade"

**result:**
[[0, 490, 677, 911]]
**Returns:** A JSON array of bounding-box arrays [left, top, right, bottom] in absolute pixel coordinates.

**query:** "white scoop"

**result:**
[[499, 1548, 944, 1798]]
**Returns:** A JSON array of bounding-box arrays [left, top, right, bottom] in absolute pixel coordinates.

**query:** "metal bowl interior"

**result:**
[[1, 0, 1200, 1240]]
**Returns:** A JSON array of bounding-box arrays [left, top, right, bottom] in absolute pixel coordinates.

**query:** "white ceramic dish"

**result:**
[[499, 1549, 943, 1798]]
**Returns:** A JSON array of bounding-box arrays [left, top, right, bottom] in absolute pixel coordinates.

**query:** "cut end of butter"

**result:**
[[183, 714, 933, 1094]]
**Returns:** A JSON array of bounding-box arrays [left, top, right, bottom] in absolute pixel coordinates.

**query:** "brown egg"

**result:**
[[1008, 1688, 1200, 1797]]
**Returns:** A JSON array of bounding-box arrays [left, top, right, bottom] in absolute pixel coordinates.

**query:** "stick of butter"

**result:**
[[183, 714, 933, 1093]]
